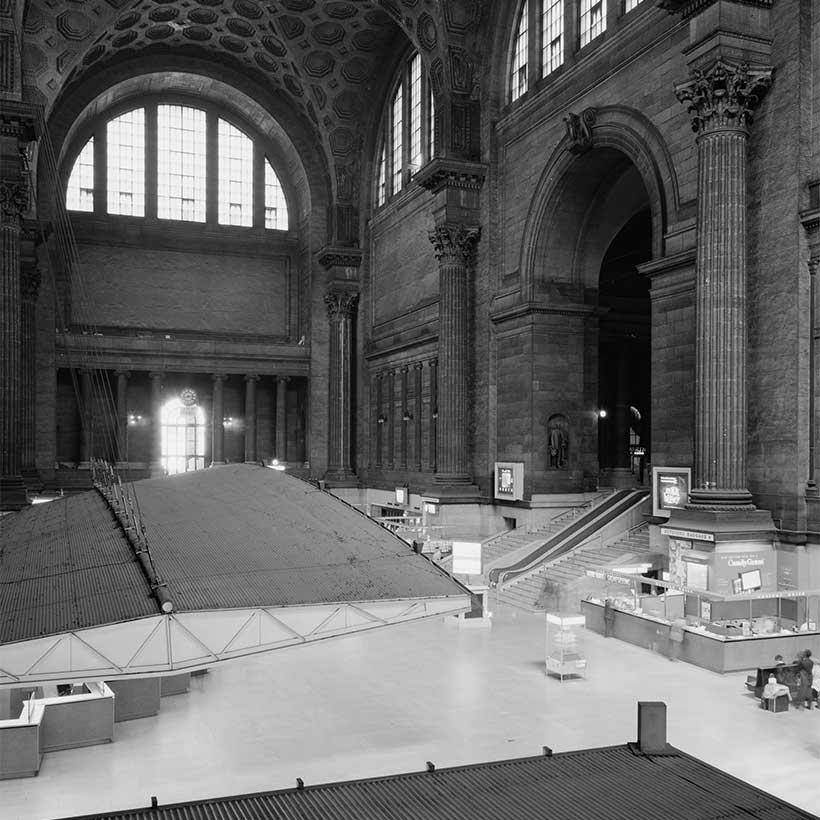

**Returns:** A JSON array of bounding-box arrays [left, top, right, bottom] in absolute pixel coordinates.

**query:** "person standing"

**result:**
[[668, 618, 685, 662], [603, 598, 616, 638], [796, 649, 814, 710]]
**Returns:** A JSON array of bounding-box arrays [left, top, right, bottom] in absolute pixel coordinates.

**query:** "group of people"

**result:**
[[765, 650, 820, 711]]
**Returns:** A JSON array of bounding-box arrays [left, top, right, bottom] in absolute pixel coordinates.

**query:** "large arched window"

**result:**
[[375, 51, 435, 208], [509, 0, 648, 103], [66, 102, 290, 231]]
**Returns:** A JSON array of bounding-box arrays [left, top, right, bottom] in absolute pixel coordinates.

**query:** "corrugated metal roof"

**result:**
[[133, 464, 463, 611], [56, 745, 820, 820], [0, 492, 158, 643], [0, 465, 466, 643]]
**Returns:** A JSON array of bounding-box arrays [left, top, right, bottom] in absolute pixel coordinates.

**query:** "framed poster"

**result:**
[[494, 462, 524, 501], [652, 466, 691, 518]]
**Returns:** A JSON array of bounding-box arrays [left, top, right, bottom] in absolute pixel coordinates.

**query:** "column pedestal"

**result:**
[[211, 374, 226, 467]]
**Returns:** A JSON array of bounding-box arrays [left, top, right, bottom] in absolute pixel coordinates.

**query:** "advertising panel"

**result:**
[[652, 466, 691, 518], [494, 462, 524, 501]]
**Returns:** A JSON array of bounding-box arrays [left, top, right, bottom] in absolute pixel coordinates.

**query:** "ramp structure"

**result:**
[[0, 465, 470, 685]]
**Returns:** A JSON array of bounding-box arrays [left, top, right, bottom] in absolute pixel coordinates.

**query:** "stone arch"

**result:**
[[520, 105, 680, 300]]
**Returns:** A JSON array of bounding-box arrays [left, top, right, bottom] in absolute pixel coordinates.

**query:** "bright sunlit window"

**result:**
[[157, 104, 207, 223], [391, 84, 403, 194], [624, 0, 644, 10], [580, 0, 605, 47], [427, 84, 435, 159], [107, 109, 145, 217], [66, 138, 94, 212], [409, 54, 422, 173], [265, 161, 289, 230], [376, 145, 386, 207], [542, 0, 564, 76], [218, 119, 253, 227], [511, 0, 529, 101]]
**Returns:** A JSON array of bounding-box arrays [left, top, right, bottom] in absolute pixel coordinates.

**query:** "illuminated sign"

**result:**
[[652, 467, 691, 518], [452, 541, 482, 575], [395, 486, 408, 505], [494, 462, 524, 501], [660, 527, 714, 543]]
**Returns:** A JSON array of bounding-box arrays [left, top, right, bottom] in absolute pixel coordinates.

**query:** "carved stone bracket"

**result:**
[[428, 224, 481, 266], [675, 59, 773, 134], [564, 108, 597, 155], [317, 246, 363, 271], [0, 181, 29, 223], [325, 289, 359, 320], [414, 157, 486, 194]]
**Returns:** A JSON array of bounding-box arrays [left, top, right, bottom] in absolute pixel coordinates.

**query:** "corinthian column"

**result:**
[[675, 59, 772, 509], [19, 237, 42, 481], [324, 287, 359, 482], [429, 224, 480, 485]]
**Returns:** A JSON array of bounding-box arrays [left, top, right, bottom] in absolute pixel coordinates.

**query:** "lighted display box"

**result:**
[[652, 466, 691, 518], [545, 613, 587, 681], [494, 462, 523, 501]]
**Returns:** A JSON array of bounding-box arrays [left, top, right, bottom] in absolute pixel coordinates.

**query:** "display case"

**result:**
[[545, 613, 587, 681]]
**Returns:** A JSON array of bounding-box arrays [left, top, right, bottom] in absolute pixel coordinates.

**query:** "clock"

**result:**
[[180, 388, 197, 406]]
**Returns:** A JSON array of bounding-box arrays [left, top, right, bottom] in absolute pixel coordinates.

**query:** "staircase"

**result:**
[[498, 522, 653, 612]]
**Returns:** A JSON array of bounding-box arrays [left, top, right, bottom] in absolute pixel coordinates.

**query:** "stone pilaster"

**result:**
[[323, 287, 359, 483], [275, 375, 289, 462], [79, 369, 93, 466], [428, 224, 480, 487], [428, 357, 438, 473], [400, 365, 409, 470], [149, 372, 163, 476], [374, 371, 383, 467], [244, 375, 259, 464], [386, 369, 395, 470], [114, 370, 130, 464], [414, 362, 423, 471], [19, 230, 41, 482], [675, 59, 772, 509], [211, 374, 226, 466]]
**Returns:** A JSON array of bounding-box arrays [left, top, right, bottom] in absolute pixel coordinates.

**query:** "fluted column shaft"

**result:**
[[324, 290, 358, 479], [414, 362, 423, 471], [244, 375, 258, 463], [429, 225, 480, 483], [211, 374, 226, 466], [428, 358, 438, 472], [275, 376, 288, 461], [149, 372, 163, 473], [115, 370, 129, 462], [80, 369, 93, 464], [675, 59, 772, 508], [386, 369, 395, 469], [0, 187, 26, 493]]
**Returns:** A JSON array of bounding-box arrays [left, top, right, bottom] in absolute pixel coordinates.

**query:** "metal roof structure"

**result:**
[[0, 465, 470, 685], [57, 742, 819, 820]]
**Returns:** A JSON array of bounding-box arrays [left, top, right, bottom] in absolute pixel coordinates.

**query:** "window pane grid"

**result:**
[[427, 84, 435, 160], [265, 161, 289, 230], [107, 109, 145, 217], [157, 105, 206, 223], [542, 0, 564, 76], [391, 85, 403, 194], [624, 0, 643, 10], [511, 0, 529, 101], [409, 54, 422, 171], [67, 138, 94, 212], [218, 119, 253, 227], [580, 0, 605, 47], [376, 145, 386, 207]]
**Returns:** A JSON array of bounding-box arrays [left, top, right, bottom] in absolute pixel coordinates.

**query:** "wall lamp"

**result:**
[[127, 412, 143, 426], [377, 414, 387, 424], [431, 408, 438, 419], [402, 410, 413, 422]]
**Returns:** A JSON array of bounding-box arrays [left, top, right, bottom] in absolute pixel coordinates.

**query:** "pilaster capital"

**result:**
[[276, 375, 291, 385], [414, 361, 424, 372], [428, 357, 438, 368], [429, 224, 481, 266], [0, 181, 29, 224], [211, 373, 227, 384], [114, 370, 131, 379], [244, 374, 260, 383], [325, 289, 359, 320], [675, 59, 773, 135], [20, 263, 41, 303]]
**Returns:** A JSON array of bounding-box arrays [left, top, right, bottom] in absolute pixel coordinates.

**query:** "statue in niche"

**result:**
[[548, 414, 569, 470]]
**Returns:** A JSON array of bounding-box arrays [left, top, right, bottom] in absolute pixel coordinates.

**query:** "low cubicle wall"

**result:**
[[582, 600, 820, 673]]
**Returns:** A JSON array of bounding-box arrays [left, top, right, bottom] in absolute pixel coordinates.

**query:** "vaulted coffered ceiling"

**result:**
[[18, 0, 484, 242]]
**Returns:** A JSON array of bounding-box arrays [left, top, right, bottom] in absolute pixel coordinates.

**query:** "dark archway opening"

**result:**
[[597, 208, 652, 483]]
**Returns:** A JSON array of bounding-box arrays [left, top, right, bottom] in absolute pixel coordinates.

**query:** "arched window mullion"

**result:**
[[93, 122, 107, 217], [206, 111, 218, 225], [145, 103, 158, 220], [253, 142, 265, 228]]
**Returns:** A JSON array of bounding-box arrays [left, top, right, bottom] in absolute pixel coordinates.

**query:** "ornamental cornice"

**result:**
[[659, 0, 772, 18], [414, 157, 486, 194], [0, 101, 41, 142], [675, 59, 773, 134], [428, 224, 481, 265], [800, 208, 820, 235], [489, 300, 595, 326], [0, 181, 29, 222], [317, 246, 363, 271]]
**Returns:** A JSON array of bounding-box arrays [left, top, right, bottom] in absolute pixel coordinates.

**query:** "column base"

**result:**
[[806, 483, 820, 533], [209, 461, 226, 468], [666, 505, 776, 540], [0, 476, 30, 511], [322, 469, 360, 489], [20, 467, 43, 493], [686, 487, 755, 511]]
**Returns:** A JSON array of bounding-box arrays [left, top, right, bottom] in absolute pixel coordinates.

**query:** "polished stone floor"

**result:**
[[2, 604, 819, 820]]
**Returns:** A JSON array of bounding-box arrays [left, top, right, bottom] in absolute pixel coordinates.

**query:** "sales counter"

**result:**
[[583, 599, 820, 673]]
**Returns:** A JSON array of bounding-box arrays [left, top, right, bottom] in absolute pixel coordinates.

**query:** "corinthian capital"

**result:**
[[428, 224, 481, 266], [675, 60, 773, 134], [325, 289, 359, 320], [0, 181, 30, 223]]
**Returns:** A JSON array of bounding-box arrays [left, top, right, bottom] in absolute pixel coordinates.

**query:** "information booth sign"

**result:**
[[652, 466, 691, 518]]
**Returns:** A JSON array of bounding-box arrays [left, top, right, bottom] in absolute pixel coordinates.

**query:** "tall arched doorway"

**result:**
[[160, 396, 206, 475], [597, 208, 652, 485]]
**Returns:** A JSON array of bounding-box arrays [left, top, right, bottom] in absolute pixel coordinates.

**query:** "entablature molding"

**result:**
[[414, 157, 486, 194], [364, 336, 438, 364], [660, 0, 772, 20], [0, 100, 41, 143], [317, 246, 363, 271], [489, 300, 595, 327]]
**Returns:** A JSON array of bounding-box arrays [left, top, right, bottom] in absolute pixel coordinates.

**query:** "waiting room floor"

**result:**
[[2, 604, 819, 820]]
